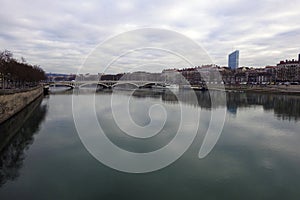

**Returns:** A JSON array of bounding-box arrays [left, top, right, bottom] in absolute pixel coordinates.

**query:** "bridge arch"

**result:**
[[141, 82, 165, 88], [79, 82, 110, 89], [52, 81, 166, 89], [112, 82, 139, 88], [49, 84, 74, 89]]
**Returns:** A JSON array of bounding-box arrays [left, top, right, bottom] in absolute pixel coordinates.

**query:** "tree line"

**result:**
[[0, 50, 46, 89]]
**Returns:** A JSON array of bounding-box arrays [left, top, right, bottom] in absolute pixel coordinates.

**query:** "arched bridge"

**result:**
[[48, 81, 166, 89], [49, 83, 75, 89]]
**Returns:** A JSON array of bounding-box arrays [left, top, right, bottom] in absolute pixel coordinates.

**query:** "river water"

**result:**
[[0, 89, 300, 199]]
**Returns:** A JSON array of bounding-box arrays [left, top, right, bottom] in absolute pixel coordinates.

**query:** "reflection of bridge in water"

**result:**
[[48, 81, 167, 89], [45, 86, 300, 121]]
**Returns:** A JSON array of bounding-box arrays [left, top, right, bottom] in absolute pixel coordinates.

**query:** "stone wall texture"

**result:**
[[0, 86, 43, 124]]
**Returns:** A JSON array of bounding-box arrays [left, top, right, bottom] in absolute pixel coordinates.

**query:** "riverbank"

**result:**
[[207, 84, 300, 95], [0, 95, 43, 153], [0, 86, 43, 124]]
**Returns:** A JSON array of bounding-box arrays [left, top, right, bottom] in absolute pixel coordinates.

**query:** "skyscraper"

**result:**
[[228, 50, 239, 70]]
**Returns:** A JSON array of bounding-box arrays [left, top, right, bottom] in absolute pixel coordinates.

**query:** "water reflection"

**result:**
[[225, 92, 300, 121], [0, 90, 299, 199], [49, 87, 74, 94], [71, 88, 300, 121], [0, 96, 47, 186], [132, 90, 300, 121]]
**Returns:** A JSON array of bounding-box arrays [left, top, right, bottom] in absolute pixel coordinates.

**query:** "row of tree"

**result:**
[[0, 50, 46, 89]]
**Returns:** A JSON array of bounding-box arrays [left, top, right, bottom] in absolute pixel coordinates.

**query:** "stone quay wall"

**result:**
[[0, 86, 43, 124]]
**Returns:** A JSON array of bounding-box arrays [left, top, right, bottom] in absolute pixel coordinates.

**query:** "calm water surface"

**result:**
[[0, 89, 300, 200]]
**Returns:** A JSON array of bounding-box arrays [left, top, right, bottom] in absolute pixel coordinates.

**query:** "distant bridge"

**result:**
[[48, 81, 166, 89], [48, 82, 75, 89]]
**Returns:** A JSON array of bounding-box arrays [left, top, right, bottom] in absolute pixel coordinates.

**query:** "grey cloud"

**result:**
[[0, 0, 300, 73]]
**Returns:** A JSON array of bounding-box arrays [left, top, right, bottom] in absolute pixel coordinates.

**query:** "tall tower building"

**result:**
[[228, 50, 239, 70]]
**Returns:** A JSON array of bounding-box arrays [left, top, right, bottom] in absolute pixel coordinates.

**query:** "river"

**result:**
[[0, 88, 300, 199]]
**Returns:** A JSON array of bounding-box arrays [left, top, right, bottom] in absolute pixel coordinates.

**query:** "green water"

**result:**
[[0, 89, 300, 200]]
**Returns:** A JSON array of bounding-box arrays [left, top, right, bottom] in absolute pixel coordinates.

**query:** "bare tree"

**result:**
[[0, 50, 46, 89]]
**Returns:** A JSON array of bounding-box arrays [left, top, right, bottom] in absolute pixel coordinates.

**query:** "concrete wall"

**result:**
[[0, 86, 43, 124]]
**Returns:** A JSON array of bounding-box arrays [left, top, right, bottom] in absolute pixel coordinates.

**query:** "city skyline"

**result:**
[[47, 52, 300, 76], [1, 0, 300, 73]]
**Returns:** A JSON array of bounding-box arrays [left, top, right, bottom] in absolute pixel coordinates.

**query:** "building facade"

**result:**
[[228, 50, 239, 70], [276, 56, 300, 82]]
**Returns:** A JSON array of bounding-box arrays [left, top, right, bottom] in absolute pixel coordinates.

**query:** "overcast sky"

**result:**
[[1, 0, 300, 73]]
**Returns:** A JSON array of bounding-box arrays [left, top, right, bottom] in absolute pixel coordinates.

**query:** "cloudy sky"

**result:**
[[1, 0, 300, 73]]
